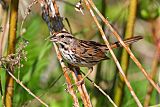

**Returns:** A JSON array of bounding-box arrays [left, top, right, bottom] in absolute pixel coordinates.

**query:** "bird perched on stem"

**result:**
[[50, 31, 143, 84]]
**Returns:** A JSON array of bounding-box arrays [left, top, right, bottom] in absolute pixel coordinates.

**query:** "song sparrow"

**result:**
[[50, 31, 142, 82]]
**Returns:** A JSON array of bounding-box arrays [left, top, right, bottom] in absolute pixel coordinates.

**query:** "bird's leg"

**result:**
[[77, 67, 93, 85]]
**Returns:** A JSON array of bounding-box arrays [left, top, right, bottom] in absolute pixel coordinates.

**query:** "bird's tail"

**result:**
[[109, 36, 143, 49]]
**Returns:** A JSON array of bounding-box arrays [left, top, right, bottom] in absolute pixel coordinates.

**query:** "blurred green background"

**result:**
[[0, 0, 160, 107]]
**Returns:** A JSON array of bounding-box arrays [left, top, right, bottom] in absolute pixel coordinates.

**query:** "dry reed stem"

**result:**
[[88, 0, 160, 94], [53, 44, 80, 107], [71, 68, 92, 107], [0, 9, 9, 57], [81, 83, 92, 107], [84, 0, 142, 106]]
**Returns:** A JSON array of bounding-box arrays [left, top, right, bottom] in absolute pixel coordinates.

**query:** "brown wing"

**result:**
[[72, 40, 109, 63], [70, 36, 142, 64]]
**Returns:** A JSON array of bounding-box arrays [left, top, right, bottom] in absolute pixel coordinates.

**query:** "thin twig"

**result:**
[[5, 68, 49, 107], [149, 104, 160, 107], [80, 71, 117, 107], [84, 0, 142, 106], [87, 0, 160, 94], [20, 0, 38, 36]]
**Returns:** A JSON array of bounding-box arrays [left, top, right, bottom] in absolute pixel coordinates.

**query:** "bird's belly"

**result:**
[[59, 48, 90, 67]]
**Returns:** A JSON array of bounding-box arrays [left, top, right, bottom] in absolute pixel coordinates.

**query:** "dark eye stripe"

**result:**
[[65, 36, 73, 39]]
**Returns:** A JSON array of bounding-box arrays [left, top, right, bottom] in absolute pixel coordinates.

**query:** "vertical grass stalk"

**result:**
[[113, 0, 137, 106], [4, 0, 19, 107]]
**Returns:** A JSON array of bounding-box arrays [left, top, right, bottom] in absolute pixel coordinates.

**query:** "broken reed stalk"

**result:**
[[84, 0, 143, 107], [4, 0, 19, 107], [87, 0, 160, 94], [51, 1, 92, 106], [39, 0, 92, 106], [114, 0, 137, 106]]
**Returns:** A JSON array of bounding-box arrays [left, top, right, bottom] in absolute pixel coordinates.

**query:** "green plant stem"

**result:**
[[4, 0, 19, 107], [113, 0, 137, 106]]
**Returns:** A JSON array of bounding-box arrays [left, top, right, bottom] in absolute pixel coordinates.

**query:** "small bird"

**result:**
[[50, 31, 143, 83]]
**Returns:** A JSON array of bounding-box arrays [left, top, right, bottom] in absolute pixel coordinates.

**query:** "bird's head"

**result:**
[[50, 32, 75, 46]]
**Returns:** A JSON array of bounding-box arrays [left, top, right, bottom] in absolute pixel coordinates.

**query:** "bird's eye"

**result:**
[[61, 35, 64, 38]]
